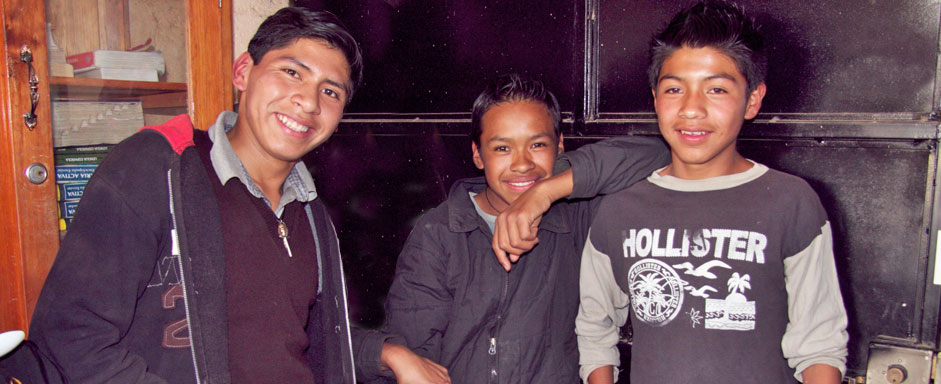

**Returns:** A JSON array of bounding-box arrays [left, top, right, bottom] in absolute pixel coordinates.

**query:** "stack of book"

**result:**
[[67, 49, 166, 82], [54, 145, 111, 230], [52, 101, 144, 148]]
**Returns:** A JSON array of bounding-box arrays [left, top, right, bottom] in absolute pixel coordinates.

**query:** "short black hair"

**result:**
[[471, 74, 561, 146], [648, 1, 767, 94], [248, 7, 364, 101]]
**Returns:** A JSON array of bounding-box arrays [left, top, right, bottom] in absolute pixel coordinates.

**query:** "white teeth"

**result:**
[[277, 114, 310, 133], [681, 130, 707, 136], [509, 181, 535, 187]]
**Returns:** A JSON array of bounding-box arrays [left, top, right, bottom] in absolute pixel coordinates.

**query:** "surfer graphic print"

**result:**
[[575, 163, 848, 383]]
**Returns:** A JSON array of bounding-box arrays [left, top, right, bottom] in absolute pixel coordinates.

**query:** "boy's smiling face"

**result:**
[[653, 46, 766, 180], [231, 38, 352, 169], [472, 100, 562, 214]]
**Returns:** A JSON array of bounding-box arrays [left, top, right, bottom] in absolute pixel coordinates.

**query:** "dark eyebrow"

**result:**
[[658, 73, 739, 83], [485, 132, 553, 143], [705, 73, 739, 82]]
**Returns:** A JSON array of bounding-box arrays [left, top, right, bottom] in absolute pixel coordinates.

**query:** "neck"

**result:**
[[662, 152, 753, 180], [474, 188, 505, 216], [227, 123, 294, 211]]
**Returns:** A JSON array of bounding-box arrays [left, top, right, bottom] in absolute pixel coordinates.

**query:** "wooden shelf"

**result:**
[[51, 76, 187, 108]]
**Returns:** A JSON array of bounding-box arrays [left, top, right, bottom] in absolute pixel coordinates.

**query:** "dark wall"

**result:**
[[297, 0, 941, 380]]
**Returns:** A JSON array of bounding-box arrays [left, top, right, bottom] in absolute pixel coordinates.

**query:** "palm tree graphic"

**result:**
[[725, 272, 751, 302], [632, 273, 672, 316]]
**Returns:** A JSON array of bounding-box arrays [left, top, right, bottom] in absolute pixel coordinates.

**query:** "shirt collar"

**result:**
[[207, 111, 318, 216]]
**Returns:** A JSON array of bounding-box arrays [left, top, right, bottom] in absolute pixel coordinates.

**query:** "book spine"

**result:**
[[54, 153, 108, 165], [55, 164, 98, 183], [65, 51, 95, 70], [57, 182, 88, 201], [54, 145, 113, 154]]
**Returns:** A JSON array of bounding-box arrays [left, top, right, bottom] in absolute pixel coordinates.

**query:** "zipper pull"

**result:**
[[278, 220, 293, 258], [488, 337, 496, 355]]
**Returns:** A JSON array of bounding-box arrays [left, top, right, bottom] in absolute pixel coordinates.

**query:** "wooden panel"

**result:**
[[45, 0, 99, 56], [0, 0, 60, 333], [129, 0, 187, 83], [186, 0, 233, 130], [97, 0, 130, 50]]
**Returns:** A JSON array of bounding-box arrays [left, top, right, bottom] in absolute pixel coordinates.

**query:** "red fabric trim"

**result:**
[[139, 114, 196, 155]]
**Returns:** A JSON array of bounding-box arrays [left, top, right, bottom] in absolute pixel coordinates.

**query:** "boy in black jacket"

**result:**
[[355, 74, 669, 383], [28, 7, 443, 384]]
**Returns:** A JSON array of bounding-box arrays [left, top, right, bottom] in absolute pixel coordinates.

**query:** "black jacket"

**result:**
[[30, 114, 357, 383], [355, 136, 670, 383]]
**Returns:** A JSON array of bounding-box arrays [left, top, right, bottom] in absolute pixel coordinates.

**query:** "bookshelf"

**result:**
[[0, 0, 233, 333]]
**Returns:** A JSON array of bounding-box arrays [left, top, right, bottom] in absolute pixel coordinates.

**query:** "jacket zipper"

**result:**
[[168, 169, 202, 384], [489, 270, 510, 383]]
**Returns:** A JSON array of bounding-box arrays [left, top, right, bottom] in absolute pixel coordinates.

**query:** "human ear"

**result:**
[[744, 83, 767, 120], [232, 52, 254, 92], [557, 133, 565, 154], [472, 142, 485, 170]]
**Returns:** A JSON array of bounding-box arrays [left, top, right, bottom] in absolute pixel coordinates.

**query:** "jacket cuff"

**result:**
[[353, 329, 406, 381]]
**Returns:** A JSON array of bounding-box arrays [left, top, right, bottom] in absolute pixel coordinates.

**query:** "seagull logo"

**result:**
[[672, 260, 732, 279]]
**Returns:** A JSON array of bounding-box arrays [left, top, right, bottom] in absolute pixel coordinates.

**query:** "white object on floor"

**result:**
[[0, 330, 25, 357]]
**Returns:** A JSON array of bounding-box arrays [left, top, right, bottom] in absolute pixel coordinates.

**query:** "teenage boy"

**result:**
[[575, 3, 848, 383], [28, 7, 440, 384], [354, 74, 670, 383], [494, 3, 849, 383]]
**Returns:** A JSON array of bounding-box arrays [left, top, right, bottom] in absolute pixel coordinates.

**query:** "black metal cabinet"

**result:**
[[298, 0, 941, 380]]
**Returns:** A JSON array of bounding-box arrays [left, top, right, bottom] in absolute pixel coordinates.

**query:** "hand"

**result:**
[[492, 169, 573, 271], [381, 343, 450, 384], [800, 363, 841, 384]]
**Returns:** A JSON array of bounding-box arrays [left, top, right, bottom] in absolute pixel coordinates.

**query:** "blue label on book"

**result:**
[[59, 183, 87, 200], [55, 164, 98, 183], [59, 200, 80, 219]]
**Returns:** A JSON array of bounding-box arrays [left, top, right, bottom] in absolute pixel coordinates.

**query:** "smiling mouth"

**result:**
[[680, 130, 708, 136], [277, 113, 311, 133], [505, 179, 537, 192]]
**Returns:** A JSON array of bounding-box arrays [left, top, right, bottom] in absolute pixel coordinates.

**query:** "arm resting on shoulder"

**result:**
[[494, 136, 669, 270]]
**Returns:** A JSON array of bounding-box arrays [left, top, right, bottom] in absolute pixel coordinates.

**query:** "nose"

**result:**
[[510, 150, 535, 173], [292, 88, 321, 115], [678, 91, 705, 119]]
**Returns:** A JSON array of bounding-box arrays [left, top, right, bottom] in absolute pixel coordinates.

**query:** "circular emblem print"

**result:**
[[627, 259, 684, 326]]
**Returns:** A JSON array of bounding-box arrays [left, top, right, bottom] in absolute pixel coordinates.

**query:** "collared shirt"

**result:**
[[207, 111, 318, 217]]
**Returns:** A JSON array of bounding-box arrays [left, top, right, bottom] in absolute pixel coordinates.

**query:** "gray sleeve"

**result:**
[[554, 136, 670, 199], [576, 232, 631, 383], [781, 222, 849, 382]]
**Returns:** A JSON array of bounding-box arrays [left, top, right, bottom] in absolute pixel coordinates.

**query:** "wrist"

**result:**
[[538, 169, 575, 202]]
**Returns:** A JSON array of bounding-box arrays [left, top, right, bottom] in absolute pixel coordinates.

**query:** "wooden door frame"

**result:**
[[0, 0, 59, 333]]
